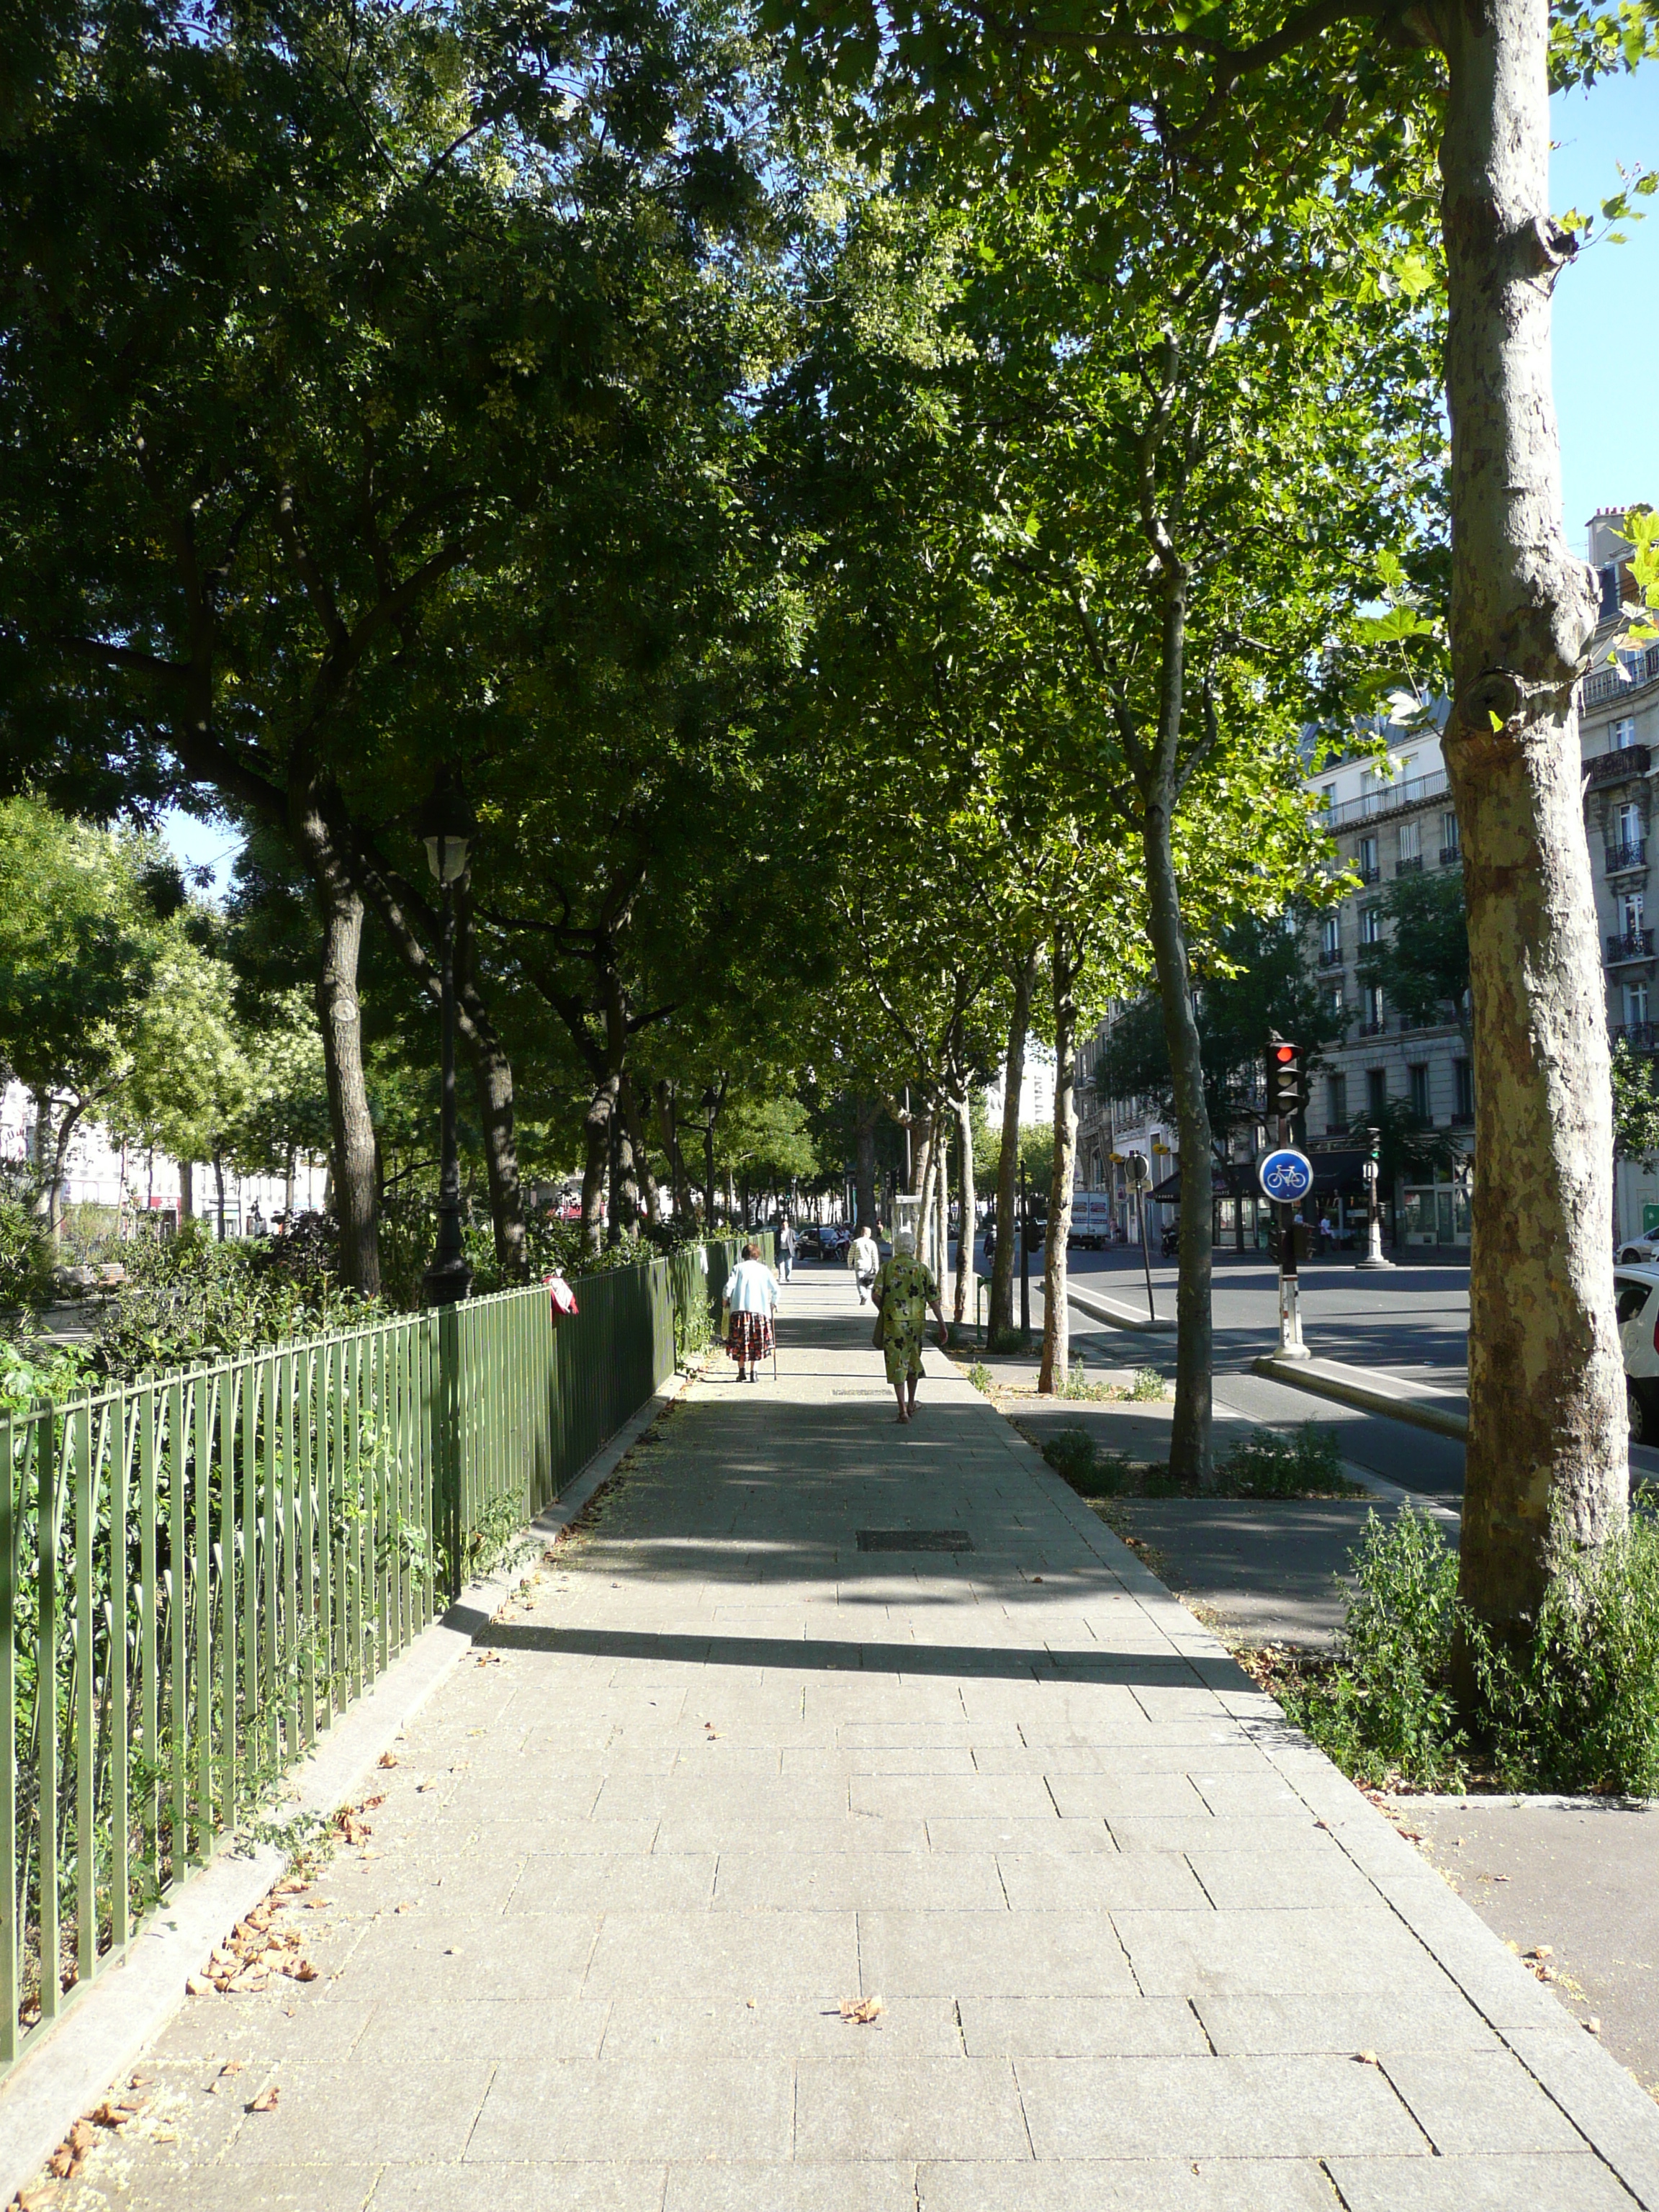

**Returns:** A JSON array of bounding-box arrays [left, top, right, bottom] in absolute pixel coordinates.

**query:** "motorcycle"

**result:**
[[1160, 1222, 1179, 1257]]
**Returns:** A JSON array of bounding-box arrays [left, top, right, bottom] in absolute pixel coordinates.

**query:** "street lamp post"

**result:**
[[1018, 1156, 1030, 1339], [1357, 1135, 1393, 1270], [418, 773, 476, 1308]]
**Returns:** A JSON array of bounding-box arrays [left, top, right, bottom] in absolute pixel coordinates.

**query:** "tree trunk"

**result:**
[[1039, 937, 1080, 1393], [48, 1098, 84, 1239], [179, 1158, 194, 1223], [213, 1152, 226, 1241], [935, 1117, 949, 1301], [581, 1075, 616, 1256], [855, 1099, 878, 1233], [619, 1074, 650, 1230], [311, 878, 380, 1294], [954, 1092, 977, 1327], [453, 883, 527, 1282], [1440, 0, 1624, 1650], [991, 945, 1039, 1337], [655, 1081, 694, 1223], [1144, 791, 1215, 1485]]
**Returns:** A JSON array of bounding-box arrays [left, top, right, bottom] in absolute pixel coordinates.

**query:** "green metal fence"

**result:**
[[0, 1231, 768, 2077]]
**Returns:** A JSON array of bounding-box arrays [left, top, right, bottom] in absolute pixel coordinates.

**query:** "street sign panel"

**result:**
[[1124, 1150, 1151, 1190], [1259, 1147, 1314, 1204]]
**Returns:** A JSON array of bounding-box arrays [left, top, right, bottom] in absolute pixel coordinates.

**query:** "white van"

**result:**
[[1068, 1192, 1115, 1250]]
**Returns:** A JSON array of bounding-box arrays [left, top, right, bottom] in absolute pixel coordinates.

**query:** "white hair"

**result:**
[[894, 1227, 917, 1254]]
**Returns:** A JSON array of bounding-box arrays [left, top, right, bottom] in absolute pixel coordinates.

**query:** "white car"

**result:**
[[1615, 1264, 1659, 1444], [1619, 1233, 1659, 1265]]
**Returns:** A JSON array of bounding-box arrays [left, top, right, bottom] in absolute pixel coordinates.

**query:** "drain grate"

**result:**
[[856, 1529, 974, 1552]]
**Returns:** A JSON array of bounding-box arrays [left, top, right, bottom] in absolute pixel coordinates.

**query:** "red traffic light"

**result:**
[[1273, 1045, 1296, 1063]]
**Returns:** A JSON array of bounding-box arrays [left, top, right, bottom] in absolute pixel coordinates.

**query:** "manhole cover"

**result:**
[[855, 1529, 974, 1552]]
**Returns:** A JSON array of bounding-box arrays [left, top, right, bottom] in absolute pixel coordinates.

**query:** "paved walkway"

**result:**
[[50, 1274, 1659, 2210]]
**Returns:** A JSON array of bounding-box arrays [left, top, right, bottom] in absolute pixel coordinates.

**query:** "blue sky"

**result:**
[[161, 66, 1658, 896], [1552, 67, 1657, 550]]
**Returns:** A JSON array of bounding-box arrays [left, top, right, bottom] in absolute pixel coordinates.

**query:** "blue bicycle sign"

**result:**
[[1258, 1148, 1314, 1203]]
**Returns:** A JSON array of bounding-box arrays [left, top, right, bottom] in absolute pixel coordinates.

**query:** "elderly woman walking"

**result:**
[[724, 1241, 780, 1383], [871, 1226, 948, 1425]]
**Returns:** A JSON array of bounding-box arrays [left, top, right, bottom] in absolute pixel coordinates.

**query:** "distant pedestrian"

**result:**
[[871, 1227, 948, 1426], [246, 1200, 265, 1238], [778, 1217, 797, 1282], [724, 1241, 780, 1384], [848, 1223, 880, 1304]]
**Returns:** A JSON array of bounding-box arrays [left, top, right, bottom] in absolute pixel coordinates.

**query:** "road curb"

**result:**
[[1067, 1282, 1178, 1335], [0, 1365, 696, 2212], [1252, 1352, 1469, 1439]]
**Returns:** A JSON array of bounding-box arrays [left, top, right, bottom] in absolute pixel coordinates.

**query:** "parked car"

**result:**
[[1619, 1233, 1659, 1265], [1615, 1264, 1659, 1444], [810, 1224, 848, 1260]]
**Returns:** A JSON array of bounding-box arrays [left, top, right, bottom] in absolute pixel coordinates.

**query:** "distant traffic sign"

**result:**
[[1259, 1148, 1314, 1204]]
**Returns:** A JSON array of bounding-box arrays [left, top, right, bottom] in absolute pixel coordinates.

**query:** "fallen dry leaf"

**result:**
[[185, 1974, 213, 1997], [839, 1995, 884, 2025], [377, 1753, 398, 1768], [246, 2086, 279, 2113], [1586, 2016, 1603, 2035], [1524, 1945, 1554, 1960], [1354, 2050, 1380, 2067], [292, 1962, 320, 1983]]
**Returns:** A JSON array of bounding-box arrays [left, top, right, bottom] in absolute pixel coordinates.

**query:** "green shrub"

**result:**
[[1040, 1426, 1132, 1498], [1280, 1508, 1468, 1790], [91, 1220, 377, 1382], [1220, 1423, 1348, 1498], [0, 1197, 55, 1315], [1128, 1367, 1164, 1401], [1478, 1514, 1659, 1797], [1057, 1354, 1114, 1401], [968, 1362, 994, 1394]]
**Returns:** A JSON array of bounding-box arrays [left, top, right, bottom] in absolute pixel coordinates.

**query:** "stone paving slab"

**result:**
[[32, 1272, 1659, 2210]]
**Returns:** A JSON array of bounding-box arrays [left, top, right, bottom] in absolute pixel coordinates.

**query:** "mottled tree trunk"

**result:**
[[453, 884, 526, 1282], [991, 945, 1038, 1337], [855, 1099, 878, 1234], [1039, 935, 1080, 1394], [581, 1076, 616, 1256], [1144, 788, 1214, 1485], [953, 1092, 977, 1328], [1439, 0, 1624, 1649], [179, 1158, 194, 1223], [312, 876, 380, 1295]]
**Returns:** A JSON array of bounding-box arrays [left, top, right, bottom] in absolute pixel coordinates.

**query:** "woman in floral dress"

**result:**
[[871, 1227, 948, 1424]]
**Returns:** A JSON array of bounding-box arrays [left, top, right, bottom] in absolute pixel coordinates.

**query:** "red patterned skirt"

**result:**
[[727, 1311, 774, 1364]]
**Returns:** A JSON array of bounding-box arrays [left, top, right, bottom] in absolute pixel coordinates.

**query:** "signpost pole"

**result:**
[[1262, 1040, 1312, 1361], [1124, 1151, 1156, 1321], [1274, 1115, 1308, 1360]]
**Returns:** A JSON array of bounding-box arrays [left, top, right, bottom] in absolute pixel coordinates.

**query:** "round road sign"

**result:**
[[1258, 1148, 1314, 1204]]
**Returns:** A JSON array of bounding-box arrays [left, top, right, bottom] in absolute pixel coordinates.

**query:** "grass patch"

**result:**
[[967, 1362, 994, 1394]]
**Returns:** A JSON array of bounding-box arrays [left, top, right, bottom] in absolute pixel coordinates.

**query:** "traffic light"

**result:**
[[1265, 1039, 1307, 1120]]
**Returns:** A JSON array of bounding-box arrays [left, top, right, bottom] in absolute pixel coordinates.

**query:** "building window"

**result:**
[[1360, 904, 1382, 945], [1441, 811, 1460, 863], [1321, 912, 1339, 956], [1358, 833, 1378, 883], [1328, 986, 1346, 1026], [1326, 1074, 1347, 1133], [1454, 1058, 1475, 1123], [1367, 1069, 1388, 1119], [1624, 888, 1646, 938], [1321, 783, 1336, 812], [1625, 982, 1650, 1043], [1614, 716, 1639, 751], [1362, 984, 1384, 1033], [1398, 818, 1420, 860], [1408, 1064, 1431, 1120]]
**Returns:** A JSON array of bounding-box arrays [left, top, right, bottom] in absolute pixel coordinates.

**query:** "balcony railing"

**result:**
[[1606, 930, 1655, 963], [1439, 845, 1461, 867], [1321, 767, 1449, 829], [1615, 1022, 1657, 1052], [1317, 947, 1344, 969], [1359, 1017, 1387, 1037], [1606, 841, 1647, 874], [1583, 644, 1659, 709], [1357, 863, 1381, 886], [1586, 744, 1651, 786], [1395, 854, 1424, 876]]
